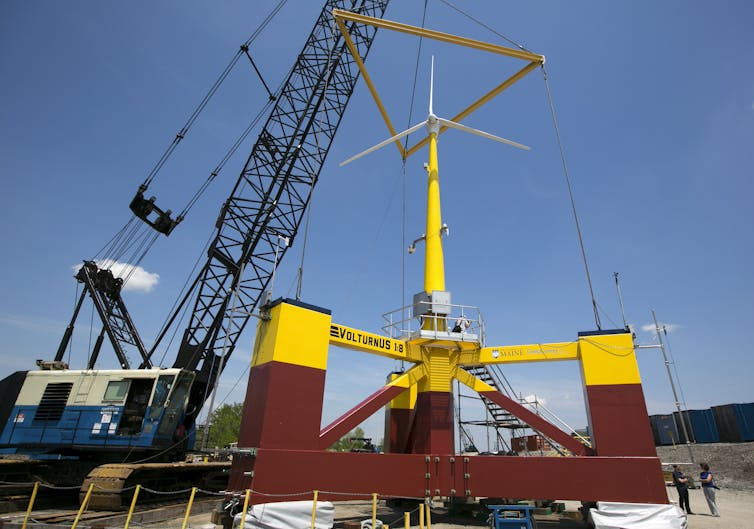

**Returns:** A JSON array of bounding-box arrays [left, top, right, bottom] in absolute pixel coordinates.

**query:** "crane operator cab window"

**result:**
[[148, 375, 175, 421], [107, 378, 155, 436]]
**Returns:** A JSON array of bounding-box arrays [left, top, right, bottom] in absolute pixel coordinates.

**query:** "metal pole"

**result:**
[[123, 484, 141, 529], [310, 490, 319, 529], [72, 483, 93, 529], [21, 482, 39, 529], [652, 310, 694, 462], [181, 487, 197, 529], [239, 489, 251, 529]]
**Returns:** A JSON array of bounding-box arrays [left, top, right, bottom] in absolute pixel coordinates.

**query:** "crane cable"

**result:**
[[140, 0, 289, 192], [86, 1, 289, 286], [437, 0, 603, 330], [399, 0, 430, 372], [541, 65, 601, 330], [438, 0, 531, 52]]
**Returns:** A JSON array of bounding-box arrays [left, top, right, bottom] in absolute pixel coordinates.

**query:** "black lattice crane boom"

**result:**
[[167, 0, 389, 416]]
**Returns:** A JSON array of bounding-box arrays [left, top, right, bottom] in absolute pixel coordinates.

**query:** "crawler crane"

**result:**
[[0, 0, 390, 509]]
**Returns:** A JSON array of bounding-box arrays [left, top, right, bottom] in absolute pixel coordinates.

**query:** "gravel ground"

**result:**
[[655, 441, 754, 491]]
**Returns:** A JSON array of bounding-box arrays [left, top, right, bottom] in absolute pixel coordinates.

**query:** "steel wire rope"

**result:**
[[396, 0, 429, 372], [154, 229, 216, 367], [101, 221, 142, 264], [438, 0, 531, 52], [140, 0, 289, 191], [541, 65, 602, 330], [216, 363, 251, 409], [91, 216, 137, 261], [595, 300, 620, 329], [178, 97, 278, 219], [122, 232, 160, 285], [435, 2, 602, 330]]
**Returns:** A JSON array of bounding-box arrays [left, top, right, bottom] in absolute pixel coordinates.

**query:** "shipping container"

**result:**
[[712, 404, 741, 442], [734, 402, 754, 441], [650, 414, 679, 446], [674, 409, 720, 444]]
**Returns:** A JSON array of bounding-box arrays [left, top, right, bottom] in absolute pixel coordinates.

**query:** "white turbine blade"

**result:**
[[340, 120, 428, 167], [438, 118, 531, 151], [429, 55, 435, 115]]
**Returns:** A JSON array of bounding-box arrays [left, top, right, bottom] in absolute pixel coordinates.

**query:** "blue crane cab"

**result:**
[[0, 366, 196, 459]]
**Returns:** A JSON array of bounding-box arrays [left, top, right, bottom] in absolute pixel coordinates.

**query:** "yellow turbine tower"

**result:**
[[341, 56, 529, 332]]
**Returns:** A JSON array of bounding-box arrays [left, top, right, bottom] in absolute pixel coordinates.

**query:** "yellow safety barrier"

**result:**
[[426, 501, 432, 529], [239, 489, 251, 529], [181, 487, 197, 529], [404, 511, 410, 529], [123, 484, 141, 529], [419, 503, 425, 529], [21, 481, 39, 529], [310, 489, 319, 529], [372, 492, 378, 529], [72, 483, 93, 529]]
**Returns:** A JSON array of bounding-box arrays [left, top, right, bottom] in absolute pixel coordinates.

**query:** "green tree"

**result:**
[[329, 427, 369, 452], [202, 402, 244, 448]]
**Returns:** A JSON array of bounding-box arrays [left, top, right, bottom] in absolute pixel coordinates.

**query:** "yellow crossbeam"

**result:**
[[333, 9, 545, 63]]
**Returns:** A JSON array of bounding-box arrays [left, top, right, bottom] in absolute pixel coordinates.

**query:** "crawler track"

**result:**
[[81, 461, 230, 510]]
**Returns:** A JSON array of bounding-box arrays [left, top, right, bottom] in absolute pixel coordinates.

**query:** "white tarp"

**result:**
[[590, 501, 687, 529], [232, 500, 334, 529]]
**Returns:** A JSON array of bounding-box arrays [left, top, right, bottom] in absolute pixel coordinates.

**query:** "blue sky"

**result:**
[[1, 1, 753, 449]]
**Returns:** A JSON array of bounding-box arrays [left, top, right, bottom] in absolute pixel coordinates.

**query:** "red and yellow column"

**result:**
[[578, 331, 657, 456], [236, 299, 331, 451], [383, 372, 416, 453]]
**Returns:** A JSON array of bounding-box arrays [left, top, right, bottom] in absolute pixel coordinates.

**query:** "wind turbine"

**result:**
[[341, 56, 529, 327], [340, 56, 530, 168]]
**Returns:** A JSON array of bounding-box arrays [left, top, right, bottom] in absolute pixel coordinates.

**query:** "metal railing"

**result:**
[[382, 301, 486, 345]]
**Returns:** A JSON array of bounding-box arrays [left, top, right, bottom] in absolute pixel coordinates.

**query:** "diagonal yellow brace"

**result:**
[[406, 61, 541, 158], [454, 365, 495, 393], [388, 362, 427, 389], [332, 9, 544, 161], [334, 16, 405, 159]]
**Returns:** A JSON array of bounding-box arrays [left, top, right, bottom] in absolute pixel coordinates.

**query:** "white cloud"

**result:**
[[522, 394, 547, 406], [641, 322, 680, 334], [72, 261, 159, 293]]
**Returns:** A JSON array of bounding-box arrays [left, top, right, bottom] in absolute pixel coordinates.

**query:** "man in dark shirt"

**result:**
[[672, 464, 693, 514]]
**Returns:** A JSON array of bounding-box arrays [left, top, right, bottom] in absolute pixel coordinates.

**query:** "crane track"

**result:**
[[81, 461, 230, 511]]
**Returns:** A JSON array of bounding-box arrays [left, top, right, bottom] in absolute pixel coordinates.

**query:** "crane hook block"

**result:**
[[129, 185, 182, 236]]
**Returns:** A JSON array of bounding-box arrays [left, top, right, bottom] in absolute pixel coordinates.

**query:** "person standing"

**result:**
[[699, 462, 720, 517], [671, 464, 693, 514]]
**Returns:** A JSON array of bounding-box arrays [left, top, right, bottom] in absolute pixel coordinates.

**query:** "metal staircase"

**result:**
[[465, 364, 527, 429], [460, 363, 591, 454]]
